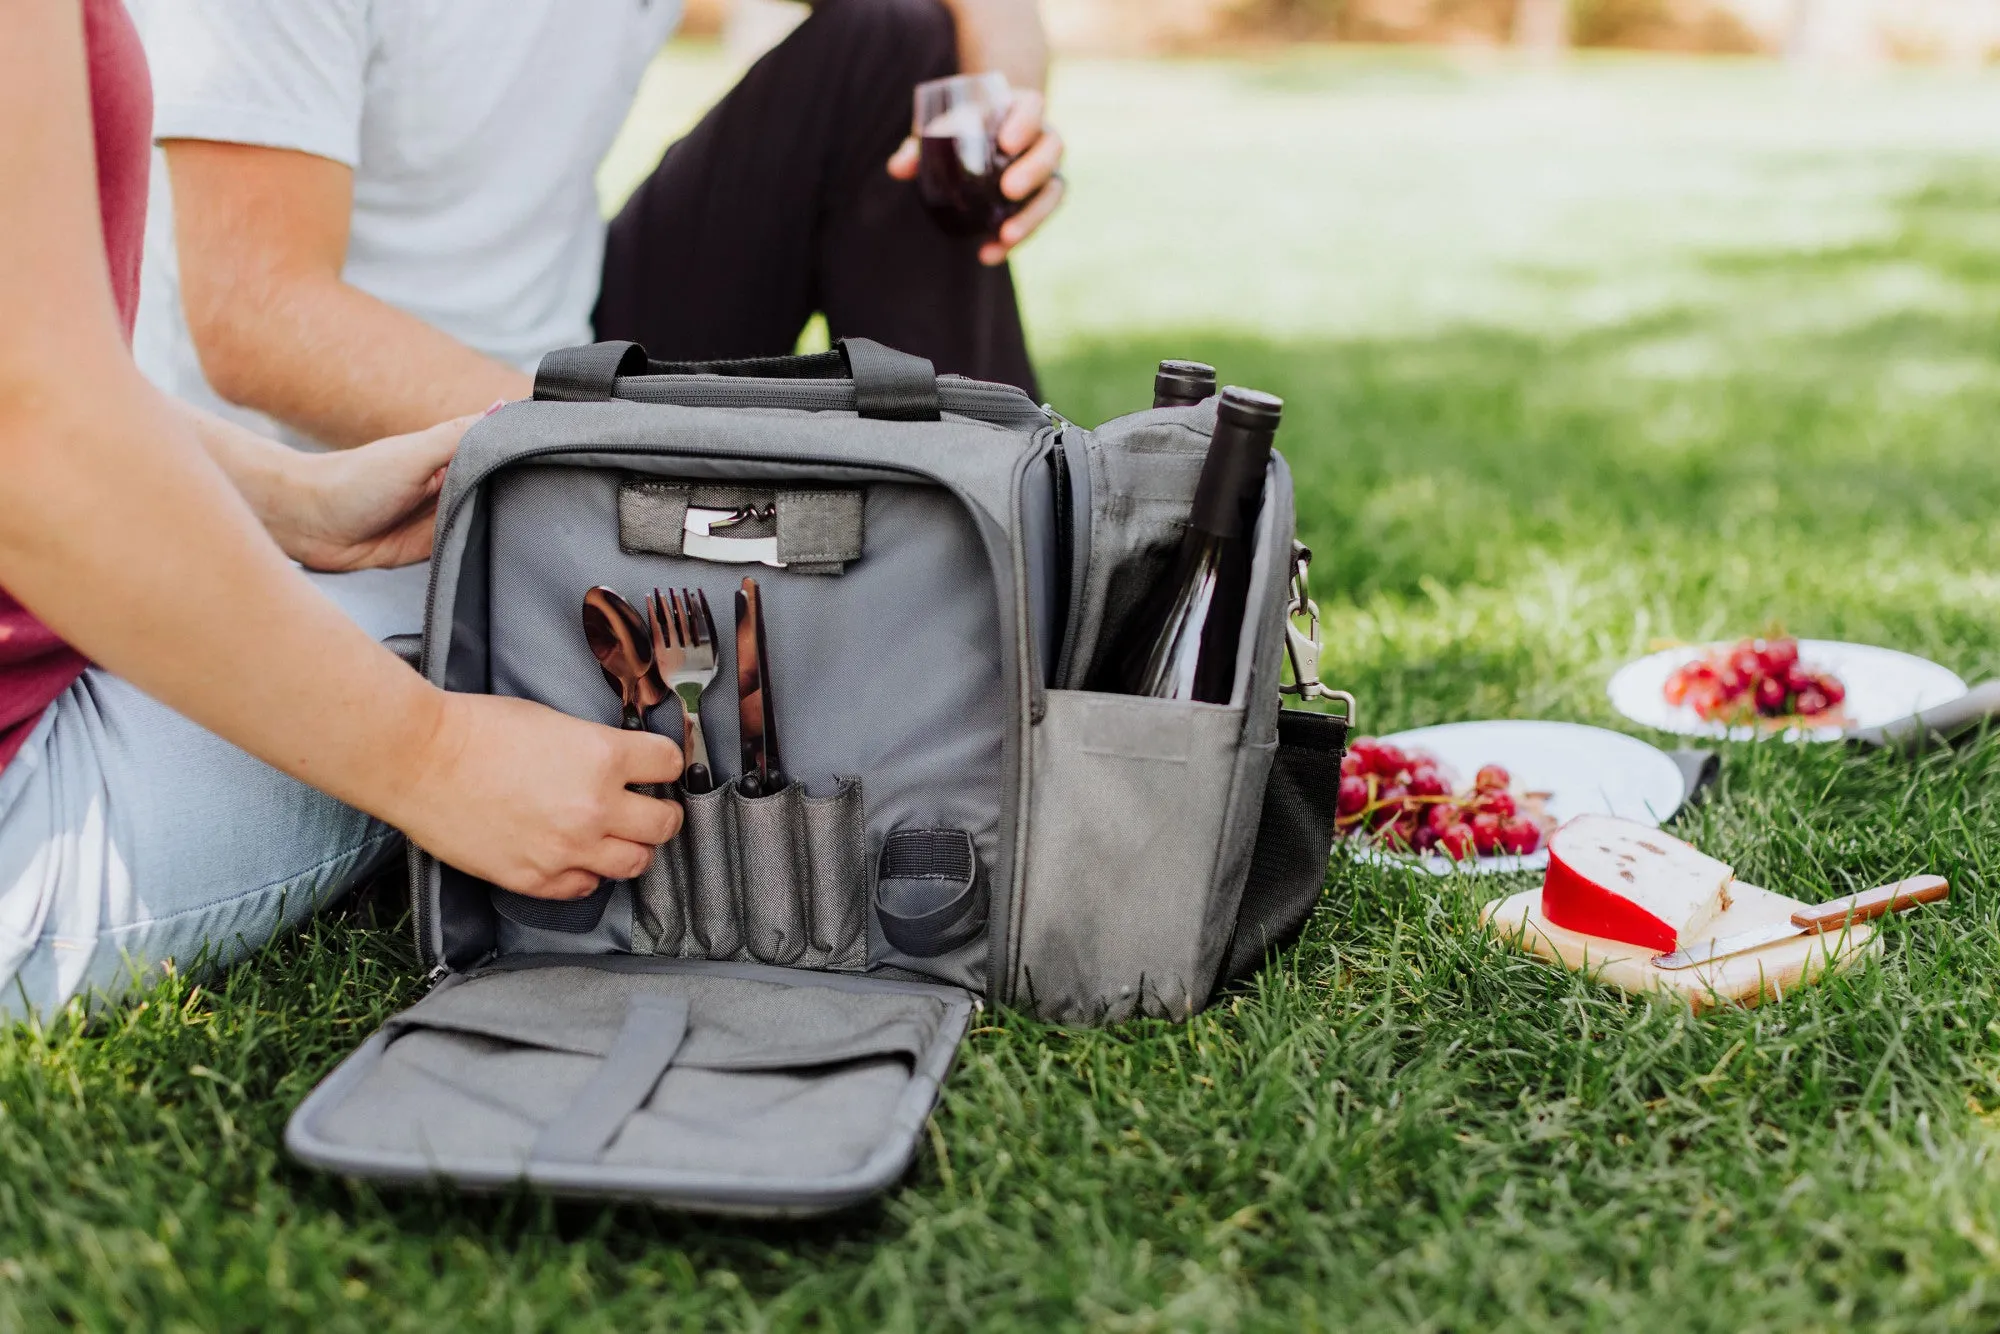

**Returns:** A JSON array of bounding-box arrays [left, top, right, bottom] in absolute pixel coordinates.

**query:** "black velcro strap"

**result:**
[[880, 828, 975, 880], [876, 829, 984, 957], [838, 338, 940, 422], [533, 341, 651, 402], [489, 881, 615, 934]]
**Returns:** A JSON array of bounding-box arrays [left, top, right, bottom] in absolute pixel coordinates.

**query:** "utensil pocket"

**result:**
[[633, 779, 868, 971]]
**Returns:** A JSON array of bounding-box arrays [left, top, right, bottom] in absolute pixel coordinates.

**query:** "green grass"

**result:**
[[11, 48, 2000, 1331]]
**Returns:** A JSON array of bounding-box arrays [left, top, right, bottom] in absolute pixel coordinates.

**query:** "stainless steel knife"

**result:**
[[733, 576, 787, 797], [1651, 874, 1948, 970]]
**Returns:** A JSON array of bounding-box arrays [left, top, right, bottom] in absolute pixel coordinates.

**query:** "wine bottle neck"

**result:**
[[1187, 420, 1275, 539]]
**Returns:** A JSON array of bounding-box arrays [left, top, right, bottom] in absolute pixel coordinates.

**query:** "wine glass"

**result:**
[[912, 72, 1020, 239]]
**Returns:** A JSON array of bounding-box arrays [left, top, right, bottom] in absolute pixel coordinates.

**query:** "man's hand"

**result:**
[[888, 88, 1065, 266], [391, 693, 685, 900], [272, 412, 481, 572]]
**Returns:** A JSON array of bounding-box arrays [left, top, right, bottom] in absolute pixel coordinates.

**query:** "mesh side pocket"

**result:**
[[1220, 708, 1349, 982]]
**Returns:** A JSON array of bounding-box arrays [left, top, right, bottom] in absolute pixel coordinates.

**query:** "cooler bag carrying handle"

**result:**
[[534, 337, 942, 422]]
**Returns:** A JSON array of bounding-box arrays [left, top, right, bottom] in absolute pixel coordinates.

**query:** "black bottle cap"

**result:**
[[1217, 385, 1283, 432], [1153, 360, 1218, 407]]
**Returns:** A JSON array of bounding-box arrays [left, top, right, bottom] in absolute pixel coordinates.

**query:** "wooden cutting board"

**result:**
[[1480, 880, 1880, 1010]]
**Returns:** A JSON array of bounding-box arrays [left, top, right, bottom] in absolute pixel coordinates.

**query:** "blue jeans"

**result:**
[[0, 565, 427, 1021]]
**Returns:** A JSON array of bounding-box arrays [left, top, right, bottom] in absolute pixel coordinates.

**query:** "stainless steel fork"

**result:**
[[649, 587, 720, 794]]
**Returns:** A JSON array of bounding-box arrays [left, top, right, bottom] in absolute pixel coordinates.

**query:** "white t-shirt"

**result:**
[[130, 0, 684, 442]]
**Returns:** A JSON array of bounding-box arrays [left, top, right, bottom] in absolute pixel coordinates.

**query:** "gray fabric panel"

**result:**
[[300, 965, 947, 1178], [483, 466, 1005, 989], [604, 1062, 912, 1177], [532, 996, 689, 1164], [1013, 691, 1245, 1022], [802, 780, 868, 967], [286, 959, 977, 1213], [733, 786, 810, 965]]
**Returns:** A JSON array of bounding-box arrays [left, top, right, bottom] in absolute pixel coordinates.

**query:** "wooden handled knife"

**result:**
[[1651, 874, 1948, 970]]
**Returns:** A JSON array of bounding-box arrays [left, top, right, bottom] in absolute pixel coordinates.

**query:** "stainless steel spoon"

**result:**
[[582, 586, 659, 730]]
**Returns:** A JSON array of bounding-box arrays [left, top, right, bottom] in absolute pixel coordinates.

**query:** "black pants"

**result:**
[[595, 0, 1040, 398]]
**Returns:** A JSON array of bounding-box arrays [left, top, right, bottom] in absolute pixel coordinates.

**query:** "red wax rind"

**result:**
[[1541, 850, 1678, 953]]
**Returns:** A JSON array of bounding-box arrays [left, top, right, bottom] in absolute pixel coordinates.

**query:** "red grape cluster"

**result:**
[[1335, 738, 1549, 860], [1664, 637, 1845, 722]]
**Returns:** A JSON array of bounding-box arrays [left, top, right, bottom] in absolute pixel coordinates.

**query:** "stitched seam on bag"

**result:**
[[1077, 746, 1190, 763]]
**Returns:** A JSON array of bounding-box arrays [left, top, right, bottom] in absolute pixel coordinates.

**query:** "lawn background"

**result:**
[[6, 44, 2000, 1331]]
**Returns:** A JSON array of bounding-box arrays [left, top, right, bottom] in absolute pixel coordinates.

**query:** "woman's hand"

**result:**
[[888, 88, 1066, 267], [272, 412, 477, 571], [389, 692, 686, 900]]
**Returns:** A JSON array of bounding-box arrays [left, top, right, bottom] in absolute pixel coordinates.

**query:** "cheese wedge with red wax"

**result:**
[[1540, 814, 1733, 953]]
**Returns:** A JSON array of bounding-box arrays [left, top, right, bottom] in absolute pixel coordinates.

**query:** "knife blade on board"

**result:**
[[1651, 874, 1948, 971]]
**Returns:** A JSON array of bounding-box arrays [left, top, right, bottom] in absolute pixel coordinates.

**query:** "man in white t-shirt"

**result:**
[[131, 0, 1060, 453]]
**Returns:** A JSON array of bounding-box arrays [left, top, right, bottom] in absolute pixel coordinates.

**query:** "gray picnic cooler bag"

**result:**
[[286, 339, 1353, 1214]]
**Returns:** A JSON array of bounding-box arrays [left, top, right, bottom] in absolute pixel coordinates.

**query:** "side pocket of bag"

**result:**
[[1012, 690, 1247, 1022], [1220, 708, 1350, 982]]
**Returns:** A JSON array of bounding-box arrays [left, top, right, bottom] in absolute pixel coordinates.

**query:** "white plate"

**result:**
[[1607, 639, 1967, 741], [1353, 720, 1688, 877]]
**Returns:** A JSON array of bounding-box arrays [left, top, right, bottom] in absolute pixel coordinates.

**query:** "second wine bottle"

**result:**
[[1098, 385, 1283, 703]]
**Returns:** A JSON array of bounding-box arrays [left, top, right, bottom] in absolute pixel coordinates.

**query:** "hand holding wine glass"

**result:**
[[887, 77, 1065, 266]]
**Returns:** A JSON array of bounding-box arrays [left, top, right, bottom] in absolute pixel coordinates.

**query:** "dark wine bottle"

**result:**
[[1153, 360, 1218, 408], [1104, 386, 1282, 702]]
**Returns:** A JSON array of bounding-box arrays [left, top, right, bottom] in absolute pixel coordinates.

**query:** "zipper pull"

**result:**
[[1041, 402, 1073, 433], [422, 962, 450, 991]]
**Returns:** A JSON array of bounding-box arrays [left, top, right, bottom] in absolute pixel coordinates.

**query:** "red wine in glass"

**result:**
[[913, 74, 1020, 239]]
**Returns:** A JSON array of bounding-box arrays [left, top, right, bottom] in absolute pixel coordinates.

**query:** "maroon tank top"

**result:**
[[0, 0, 151, 772]]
